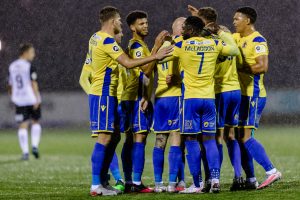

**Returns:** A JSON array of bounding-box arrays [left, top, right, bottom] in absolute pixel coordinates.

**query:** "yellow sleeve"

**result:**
[[217, 31, 239, 56], [252, 36, 269, 58], [103, 37, 124, 60], [79, 64, 92, 94], [130, 46, 146, 59]]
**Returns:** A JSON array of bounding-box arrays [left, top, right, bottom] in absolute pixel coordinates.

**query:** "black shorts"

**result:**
[[15, 105, 41, 123]]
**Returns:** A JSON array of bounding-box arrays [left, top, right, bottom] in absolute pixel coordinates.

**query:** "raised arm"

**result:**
[[116, 45, 173, 69]]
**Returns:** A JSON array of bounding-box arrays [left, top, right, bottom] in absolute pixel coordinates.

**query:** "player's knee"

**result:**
[[170, 131, 181, 146], [155, 133, 168, 149], [19, 122, 29, 129], [184, 134, 198, 141], [202, 134, 215, 142], [224, 127, 236, 141], [135, 133, 147, 143], [96, 133, 112, 146]]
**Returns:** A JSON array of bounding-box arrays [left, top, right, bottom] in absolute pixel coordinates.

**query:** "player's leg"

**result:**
[[31, 105, 42, 159], [238, 95, 256, 189], [15, 106, 30, 160], [167, 131, 182, 192], [166, 98, 182, 192], [198, 135, 210, 192], [108, 104, 124, 192], [153, 133, 168, 192], [179, 99, 202, 194], [201, 99, 220, 193], [120, 101, 134, 192], [240, 97, 281, 189], [131, 100, 153, 193], [89, 95, 117, 196], [100, 129, 122, 194], [176, 135, 186, 191], [152, 97, 168, 192], [215, 92, 226, 170], [223, 90, 243, 190]]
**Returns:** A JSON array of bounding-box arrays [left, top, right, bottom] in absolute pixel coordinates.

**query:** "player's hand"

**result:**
[[205, 22, 220, 35], [154, 30, 169, 49], [140, 97, 148, 112], [33, 103, 40, 110], [188, 5, 199, 16], [166, 74, 172, 84], [155, 45, 174, 60]]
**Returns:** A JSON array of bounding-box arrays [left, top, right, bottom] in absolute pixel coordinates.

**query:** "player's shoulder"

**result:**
[[251, 31, 267, 43], [129, 40, 143, 50], [89, 31, 117, 46], [232, 32, 240, 40], [10, 59, 29, 69]]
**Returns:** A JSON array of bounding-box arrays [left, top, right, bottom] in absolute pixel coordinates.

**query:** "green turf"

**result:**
[[0, 127, 299, 200]]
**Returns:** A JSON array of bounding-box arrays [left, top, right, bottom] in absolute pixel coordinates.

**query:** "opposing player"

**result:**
[[164, 16, 239, 193], [8, 43, 42, 160], [233, 7, 281, 190], [120, 10, 168, 193], [152, 17, 186, 193], [188, 5, 244, 191], [79, 32, 126, 193], [85, 6, 172, 196]]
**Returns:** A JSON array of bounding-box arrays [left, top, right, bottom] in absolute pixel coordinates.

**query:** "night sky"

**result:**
[[0, 0, 299, 92]]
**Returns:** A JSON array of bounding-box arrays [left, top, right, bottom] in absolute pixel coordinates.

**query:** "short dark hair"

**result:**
[[236, 6, 257, 24], [126, 10, 148, 26], [184, 16, 205, 35], [19, 43, 33, 56], [198, 7, 218, 23], [99, 6, 120, 24]]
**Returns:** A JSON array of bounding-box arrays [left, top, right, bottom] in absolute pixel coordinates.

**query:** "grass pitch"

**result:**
[[0, 126, 299, 200]]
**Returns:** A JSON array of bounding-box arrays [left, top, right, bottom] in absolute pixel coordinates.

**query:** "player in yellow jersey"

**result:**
[[188, 5, 244, 191], [84, 6, 172, 196], [233, 7, 281, 190], [151, 17, 186, 193], [79, 32, 126, 193], [164, 16, 239, 193], [118, 10, 168, 193]]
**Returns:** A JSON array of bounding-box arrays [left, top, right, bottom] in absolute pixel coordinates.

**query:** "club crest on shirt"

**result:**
[[113, 45, 120, 52], [136, 51, 142, 58], [255, 45, 266, 53]]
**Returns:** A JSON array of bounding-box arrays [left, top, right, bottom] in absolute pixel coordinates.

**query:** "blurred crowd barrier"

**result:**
[[0, 90, 299, 129]]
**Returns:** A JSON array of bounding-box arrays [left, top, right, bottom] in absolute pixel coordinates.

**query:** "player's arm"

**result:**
[[79, 64, 92, 94], [240, 55, 268, 75], [139, 31, 169, 77], [217, 31, 239, 56], [116, 45, 173, 69], [188, 5, 199, 16], [30, 67, 41, 109]]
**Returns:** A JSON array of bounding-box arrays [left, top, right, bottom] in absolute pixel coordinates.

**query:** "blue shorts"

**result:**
[[238, 95, 266, 129], [152, 96, 181, 133], [180, 98, 216, 135], [89, 95, 118, 137], [119, 100, 153, 134], [215, 90, 241, 129]]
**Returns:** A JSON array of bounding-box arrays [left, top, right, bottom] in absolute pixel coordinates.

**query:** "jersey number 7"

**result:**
[[197, 52, 204, 74]]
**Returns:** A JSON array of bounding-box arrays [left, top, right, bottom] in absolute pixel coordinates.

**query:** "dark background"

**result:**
[[0, 0, 299, 92]]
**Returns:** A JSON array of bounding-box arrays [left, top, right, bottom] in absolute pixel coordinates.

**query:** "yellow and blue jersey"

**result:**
[[155, 36, 182, 97], [233, 31, 269, 98], [121, 38, 152, 101], [173, 36, 234, 99], [117, 64, 127, 102], [87, 31, 124, 97]]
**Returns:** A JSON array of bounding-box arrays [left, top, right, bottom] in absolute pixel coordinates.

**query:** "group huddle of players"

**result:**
[[79, 4, 282, 196]]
